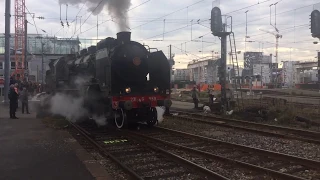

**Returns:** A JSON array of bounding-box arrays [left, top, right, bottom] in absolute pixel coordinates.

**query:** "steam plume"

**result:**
[[43, 76, 107, 126], [155, 107, 165, 124], [59, 0, 131, 31], [49, 93, 87, 122]]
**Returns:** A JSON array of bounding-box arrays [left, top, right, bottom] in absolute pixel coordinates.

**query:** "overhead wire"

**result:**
[[154, 2, 319, 59], [131, 0, 206, 30], [71, 0, 152, 38], [54, 2, 87, 37], [69, 0, 104, 39], [25, 6, 39, 34]]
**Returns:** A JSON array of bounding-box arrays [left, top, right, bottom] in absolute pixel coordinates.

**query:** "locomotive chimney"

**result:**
[[117, 31, 131, 44]]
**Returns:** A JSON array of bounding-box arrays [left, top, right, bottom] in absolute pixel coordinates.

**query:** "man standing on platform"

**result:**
[[14, 83, 19, 109], [20, 87, 30, 114], [8, 84, 18, 119]]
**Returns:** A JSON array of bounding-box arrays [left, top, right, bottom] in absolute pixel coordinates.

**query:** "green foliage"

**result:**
[[277, 108, 296, 125], [199, 92, 209, 98]]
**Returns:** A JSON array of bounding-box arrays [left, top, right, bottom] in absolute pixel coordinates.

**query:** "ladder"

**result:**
[[228, 32, 244, 110]]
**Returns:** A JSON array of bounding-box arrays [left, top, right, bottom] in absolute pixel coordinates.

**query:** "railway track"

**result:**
[[170, 110, 320, 145], [127, 126, 320, 180], [70, 122, 225, 180]]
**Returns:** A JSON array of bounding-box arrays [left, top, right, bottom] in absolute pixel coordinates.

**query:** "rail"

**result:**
[[170, 110, 320, 144], [125, 128, 307, 180], [70, 122, 223, 179]]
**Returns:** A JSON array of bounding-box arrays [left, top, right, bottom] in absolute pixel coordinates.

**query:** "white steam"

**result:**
[[46, 76, 107, 125], [92, 114, 107, 126], [59, 0, 132, 31], [49, 93, 87, 122], [156, 106, 165, 124]]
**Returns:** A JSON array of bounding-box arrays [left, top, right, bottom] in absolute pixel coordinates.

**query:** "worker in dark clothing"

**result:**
[[191, 86, 200, 109], [20, 87, 30, 114], [14, 83, 19, 109], [9, 76, 16, 85], [8, 84, 19, 119]]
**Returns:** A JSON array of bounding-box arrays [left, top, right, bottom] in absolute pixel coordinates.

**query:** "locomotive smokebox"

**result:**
[[117, 31, 131, 44]]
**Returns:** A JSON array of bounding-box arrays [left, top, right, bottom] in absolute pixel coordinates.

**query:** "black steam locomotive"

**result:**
[[45, 32, 172, 128]]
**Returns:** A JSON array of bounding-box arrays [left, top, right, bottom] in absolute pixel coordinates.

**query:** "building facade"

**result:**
[[294, 61, 318, 84], [282, 61, 298, 87], [0, 34, 80, 55], [253, 64, 271, 84], [187, 59, 220, 85], [0, 33, 81, 82], [243, 52, 272, 69], [173, 69, 190, 81]]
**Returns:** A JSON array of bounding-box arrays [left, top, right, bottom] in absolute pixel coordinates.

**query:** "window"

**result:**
[[0, 62, 3, 69], [11, 62, 15, 69]]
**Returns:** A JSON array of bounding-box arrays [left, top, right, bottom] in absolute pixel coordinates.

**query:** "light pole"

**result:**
[[212, 50, 214, 60], [41, 42, 44, 84], [199, 36, 204, 57], [261, 66, 264, 88], [36, 36, 45, 84], [190, 20, 193, 41], [3, 0, 11, 104], [245, 10, 249, 52]]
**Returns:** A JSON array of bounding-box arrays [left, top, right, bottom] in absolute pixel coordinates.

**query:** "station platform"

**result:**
[[0, 104, 111, 180]]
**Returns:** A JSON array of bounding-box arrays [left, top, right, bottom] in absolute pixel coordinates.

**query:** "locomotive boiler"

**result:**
[[45, 31, 172, 128]]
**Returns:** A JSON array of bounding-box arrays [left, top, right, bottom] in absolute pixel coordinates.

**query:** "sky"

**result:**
[[0, 0, 320, 69]]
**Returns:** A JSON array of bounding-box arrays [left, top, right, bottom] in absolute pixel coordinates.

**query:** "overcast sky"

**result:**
[[1, 0, 320, 69]]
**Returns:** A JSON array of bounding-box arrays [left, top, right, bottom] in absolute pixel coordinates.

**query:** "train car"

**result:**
[[44, 31, 172, 128]]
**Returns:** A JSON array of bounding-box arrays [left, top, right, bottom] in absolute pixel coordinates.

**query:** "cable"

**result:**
[[25, 6, 38, 34], [127, 0, 151, 12], [75, 2, 87, 18], [144, 19, 209, 40], [54, 2, 87, 37], [231, 2, 320, 29], [69, 0, 104, 39], [71, 0, 152, 38], [172, 45, 202, 58], [131, 0, 206, 30], [139, 1, 317, 55], [225, 0, 274, 15], [155, 1, 317, 54], [167, 23, 311, 61], [80, 19, 112, 34]]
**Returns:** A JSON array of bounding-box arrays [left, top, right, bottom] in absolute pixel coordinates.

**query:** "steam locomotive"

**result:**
[[44, 31, 172, 128]]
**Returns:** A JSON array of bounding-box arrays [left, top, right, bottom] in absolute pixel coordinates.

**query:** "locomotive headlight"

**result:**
[[154, 87, 159, 93], [125, 87, 131, 93]]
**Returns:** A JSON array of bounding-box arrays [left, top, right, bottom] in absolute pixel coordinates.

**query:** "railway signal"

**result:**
[[210, 7, 232, 114], [310, 10, 320, 38], [211, 7, 223, 36]]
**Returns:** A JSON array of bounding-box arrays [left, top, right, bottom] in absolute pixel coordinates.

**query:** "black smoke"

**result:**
[[59, 0, 131, 31]]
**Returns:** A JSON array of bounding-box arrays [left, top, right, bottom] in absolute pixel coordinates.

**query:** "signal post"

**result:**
[[310, 10, 320, 92], [211, 7, 231, 113]]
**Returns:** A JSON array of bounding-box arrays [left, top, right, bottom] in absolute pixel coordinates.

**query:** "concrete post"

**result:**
[[3, 0, 11, 104]]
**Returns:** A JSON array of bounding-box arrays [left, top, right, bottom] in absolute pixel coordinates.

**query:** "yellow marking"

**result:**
[[213, 121, 226, 124], [104, 139, 128, 144]]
